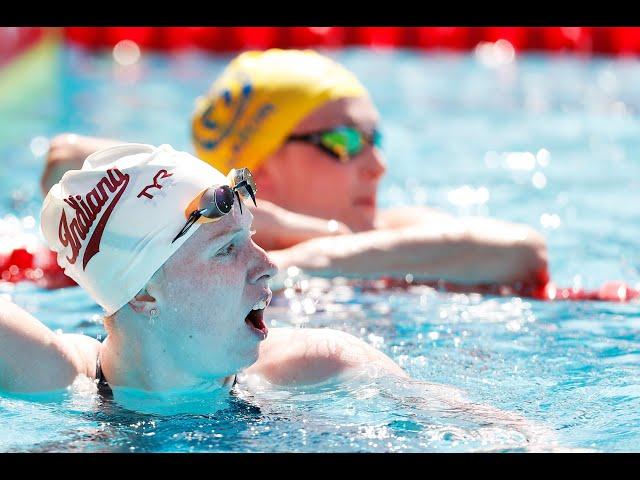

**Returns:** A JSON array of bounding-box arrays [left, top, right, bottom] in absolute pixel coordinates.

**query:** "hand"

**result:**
[[41, 134, 124, 194]]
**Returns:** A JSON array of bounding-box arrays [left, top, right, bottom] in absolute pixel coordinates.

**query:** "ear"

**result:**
[[128, 288, 157, 316]]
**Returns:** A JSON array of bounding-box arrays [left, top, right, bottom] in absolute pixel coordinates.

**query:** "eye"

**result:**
[[215, 242, 236, 257]]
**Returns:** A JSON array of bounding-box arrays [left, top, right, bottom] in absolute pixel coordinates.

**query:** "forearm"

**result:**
[[407, 382, 554, 447], [250, 200, 351, 251], [270, 219, 548, 287]]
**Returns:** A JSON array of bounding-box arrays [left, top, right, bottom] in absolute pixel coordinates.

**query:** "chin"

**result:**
[[236, 341, 262, 370]]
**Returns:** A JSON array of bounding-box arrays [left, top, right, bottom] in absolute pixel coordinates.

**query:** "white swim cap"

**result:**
[[41, 143, 226, 315]]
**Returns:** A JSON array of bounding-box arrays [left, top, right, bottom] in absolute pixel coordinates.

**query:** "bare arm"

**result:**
[[252, 204, 444, 250], [250, 200, 352, 251], [268, 216, 548, 288], [0, 299, 96, 392], [246, 328, 552, 447], [376, 205, 456, 229], [41, 134, 126, 194], [244, 327, 408, 385]]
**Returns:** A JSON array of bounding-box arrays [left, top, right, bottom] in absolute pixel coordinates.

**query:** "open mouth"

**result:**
[[245, 295, 270, 339]]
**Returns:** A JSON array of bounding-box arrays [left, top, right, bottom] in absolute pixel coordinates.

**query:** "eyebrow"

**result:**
[[211, 226, 244, 243]]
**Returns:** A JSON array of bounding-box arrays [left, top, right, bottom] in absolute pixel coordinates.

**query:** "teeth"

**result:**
[[252, 299, 267, 311], [250, 292, 272, 311]]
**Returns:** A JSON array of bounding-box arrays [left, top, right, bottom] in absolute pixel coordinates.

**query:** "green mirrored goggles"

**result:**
[[287, 125, 382, 163]]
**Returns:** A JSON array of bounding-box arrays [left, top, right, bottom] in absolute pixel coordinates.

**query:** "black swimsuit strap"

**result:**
[[95, 352, 114, 399], [225, 374, 238, 388]]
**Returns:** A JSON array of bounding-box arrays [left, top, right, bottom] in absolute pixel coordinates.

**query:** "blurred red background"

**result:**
[[59, 27, 640, 55]]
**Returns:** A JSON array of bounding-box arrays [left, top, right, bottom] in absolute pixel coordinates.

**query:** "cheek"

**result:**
[[164, 268, 246, 344], [311, 164, 357, 210], [282, 150, 357, 208], [166, 260, 244, 310]]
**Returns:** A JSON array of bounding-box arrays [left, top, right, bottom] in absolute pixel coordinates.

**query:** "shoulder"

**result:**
[[245, 328, 407, 385], [258, 327, 364, 361]]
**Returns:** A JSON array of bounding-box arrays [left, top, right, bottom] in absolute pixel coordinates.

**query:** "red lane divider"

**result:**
[[539, 281, 640, 302], [60, 27, 640, 55], [103, 27, 157, 49], [1, 245, 76, 290], [64, 27, 105, 49], [410, 27, 475, 50], [609, 27, 640, 55], [537, 27, 593, 52], [480, 27, 530, 51], [284, 27, 347, 49], [226, 27, 283, 51], [154, 27, 211, 51], [346, 27, 405, 48]]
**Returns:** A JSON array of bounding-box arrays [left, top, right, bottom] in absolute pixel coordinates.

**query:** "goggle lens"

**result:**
[[320, 126, 381, 158], [212, 185, 234, 215]]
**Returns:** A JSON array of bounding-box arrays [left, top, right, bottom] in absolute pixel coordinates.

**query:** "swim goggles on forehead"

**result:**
[[286, 125, 382, 163], [172, 168, 257, 243]]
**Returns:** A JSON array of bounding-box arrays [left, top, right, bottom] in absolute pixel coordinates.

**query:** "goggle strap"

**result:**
[[172, 210, 203, 244], [234, 189, 243, 214], [234, 180, 257, 207]]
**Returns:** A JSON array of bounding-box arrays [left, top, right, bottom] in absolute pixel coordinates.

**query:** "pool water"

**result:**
[[1, 46, 639, 452]]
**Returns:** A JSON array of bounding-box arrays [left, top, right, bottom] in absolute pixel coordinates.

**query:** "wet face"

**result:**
[[258, 96, 387, 232], [151, 204, 277, 380]]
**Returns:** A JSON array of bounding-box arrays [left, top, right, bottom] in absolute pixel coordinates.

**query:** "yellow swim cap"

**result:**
[[191, 49, 367, 173]]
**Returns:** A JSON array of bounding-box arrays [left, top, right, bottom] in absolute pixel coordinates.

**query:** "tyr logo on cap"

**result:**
[[58, 168, 130, 270]]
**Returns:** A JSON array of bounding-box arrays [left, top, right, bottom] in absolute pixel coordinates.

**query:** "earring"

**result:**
[[149, 307, 159, 325]]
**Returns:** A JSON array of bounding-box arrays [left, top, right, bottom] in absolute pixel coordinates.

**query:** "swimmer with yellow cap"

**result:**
[[41, 48, 549, 292]]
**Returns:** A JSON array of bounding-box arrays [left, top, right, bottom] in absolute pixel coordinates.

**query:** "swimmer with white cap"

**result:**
[[0, 143, 408, 408]]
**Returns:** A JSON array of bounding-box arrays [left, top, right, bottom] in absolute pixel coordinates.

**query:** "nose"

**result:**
[[247, 242, 278, 284], [358, 146, 387, 181]]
